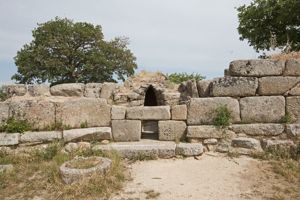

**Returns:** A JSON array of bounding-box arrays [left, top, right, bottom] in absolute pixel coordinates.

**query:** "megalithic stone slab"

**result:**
[[187, 97, 240, 125], [50, 83, 85, 97], [229, 59, 285, 77], [112, 120, 141, 142], [126, 106, 171, 120]]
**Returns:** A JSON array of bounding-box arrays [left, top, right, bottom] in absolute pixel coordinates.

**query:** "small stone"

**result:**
[[176, 143, 203, 156], [101, 140, 110, 144], [203, 138, 218, 145], [216, 143, 230, 153], [231, 137, 262, 150], [0, 133, 19, 146], [64, 143, 79, 153], [77, 142, 91, 150], [0, 164, 14, 173]]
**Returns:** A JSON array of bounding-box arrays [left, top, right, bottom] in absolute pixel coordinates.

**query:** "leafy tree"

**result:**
[[237, 0, 300, 52], [166, 72, 205, 84], [13, 17, 137, 84]]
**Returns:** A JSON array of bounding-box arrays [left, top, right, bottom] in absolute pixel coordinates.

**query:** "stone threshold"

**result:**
[[93, 139, 203, 159]]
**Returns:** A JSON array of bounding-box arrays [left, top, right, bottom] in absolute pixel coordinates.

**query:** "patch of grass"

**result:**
[[0, 87, 8, 102], [66, 157, 101, 169], [80, 121, 88, 128], [144, 189, 160, 199], [130, 152, 158, 162], [0, 144, 126, 200], [280, 112, 293, 124], [0, 117, 32, 133], [43, 121, 72, 131], [213, 105, 231, 128]]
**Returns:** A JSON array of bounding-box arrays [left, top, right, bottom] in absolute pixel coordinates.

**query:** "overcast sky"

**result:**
[[0, 0, 258, 84]]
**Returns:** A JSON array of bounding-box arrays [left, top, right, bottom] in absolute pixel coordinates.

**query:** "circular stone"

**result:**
[[59, 156, 112, 184]]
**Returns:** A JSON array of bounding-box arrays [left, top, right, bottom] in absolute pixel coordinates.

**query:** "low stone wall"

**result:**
[[1, 59, 300, 155]]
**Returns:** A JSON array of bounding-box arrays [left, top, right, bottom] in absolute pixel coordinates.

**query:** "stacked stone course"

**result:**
[[1, 59, 300, 156]]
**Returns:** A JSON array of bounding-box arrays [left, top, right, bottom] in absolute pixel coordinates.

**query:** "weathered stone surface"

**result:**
[[286, 97, 300, 122], [187, 126, 235, 139], [60, 156, 111, 184], [231, 137, 262, 150], [111, 106, 126, 120], [286, 82, 300, 95], [64, 142, 91, 153], [229, 124, 285, 136], [186, 80, 199, 98], [171, 105, 187, 120], [93, 141, 176, 159], [240, 96, 285, 123], [112, 120, 141, 142], [0, 133, 19, 146], [21, 131, 62, 143], [63, 127, 111, 142], [158, 121, 186, 141], [286, 124, 300, 138], [203, 138, 218, 145], [55, 98, 111, 128], [211, 77, 258, 97], [162, 92, 180, 106], [261, 139, 295, 150], [10, 99, 56, 129], [229, 59, 285, 77], [258, 77, 300, 95], [176, 143, 203, 156], [197, 80, 212, 97], [126, 106, 171, 120], [50, 83, 85, 97], [284, 59, 300, 76], [100, 82, 117, 100], [2, 84, 27, 97], [28, 84, 50, 96], [0, 102, 9, 125], [187, 97, 240, 125], [84, 83, 102, 98]]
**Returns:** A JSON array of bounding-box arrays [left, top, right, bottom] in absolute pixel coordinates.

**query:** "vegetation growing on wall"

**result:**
[[13, 17, 137, 85], [0, 87, 8, 102], [213, 105, 231, 128], [0, 117, 32, 133], [166, 72, 205, 84]]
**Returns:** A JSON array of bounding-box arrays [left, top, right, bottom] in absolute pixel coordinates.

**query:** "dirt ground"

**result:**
[[112, 153, 293, 200]]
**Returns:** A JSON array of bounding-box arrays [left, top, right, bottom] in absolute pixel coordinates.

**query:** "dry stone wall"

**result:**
[[1, 59, 300, 156]]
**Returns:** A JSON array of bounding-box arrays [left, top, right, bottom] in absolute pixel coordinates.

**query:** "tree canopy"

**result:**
[[13, 17, 137, 84], [237, 0, 300, 52]]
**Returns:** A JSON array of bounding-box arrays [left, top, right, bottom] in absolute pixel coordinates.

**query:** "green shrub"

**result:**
[[281, 113, 293, 124], [0, 87, 8, 102], [213, 105, 231, 128], [80, 121, 88, 128], [166, 72, 205, 84], [35, 142, 63, 161], [0, 117, 32, 133]]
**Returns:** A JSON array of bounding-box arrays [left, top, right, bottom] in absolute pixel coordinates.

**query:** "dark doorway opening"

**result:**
[[144, 85, 158, 106]]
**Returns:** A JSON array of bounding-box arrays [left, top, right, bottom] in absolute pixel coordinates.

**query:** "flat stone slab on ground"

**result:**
[[231, 137, 262, 150], [229, 124, 285, 136], [93, 140, 176, 159], [176, 143, 203, 156], [21, 131, 62, 143], [63, 127, 111, 142], [0, 133, 19, 146]]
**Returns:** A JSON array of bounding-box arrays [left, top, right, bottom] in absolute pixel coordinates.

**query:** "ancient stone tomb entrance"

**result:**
[[142, 85, 159, 139]]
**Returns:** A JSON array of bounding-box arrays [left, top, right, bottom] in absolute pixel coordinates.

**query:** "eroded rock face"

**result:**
[[229, 60, 285, 77], [84, 83, 102, 98], [100, 82, 118, 101], [197, 80, 212, 97], [210, 77, 258, 97], [187, 97, 240, 125], [186, 80, 199, 98], [158, 120, 186, 141], [10, 98, 56, 130], [55, 98, 111, 128], [240, 96, 285, 123], [284, 59, 300, 76], [286, 96, 300, 122], [2, 84, 27, 97], [286, 124, 300, 138], [186, 126, 235, 139], [63, 127, 111, 142], [126, 106, 171, 120], [258, 77, 300, 95], [229, 124, 285, 136], [112, 120, 141, 142], [50, 83, 85, 97]]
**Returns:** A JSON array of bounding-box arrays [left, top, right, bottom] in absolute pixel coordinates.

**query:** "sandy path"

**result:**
[[112, 153, 263, 200]]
